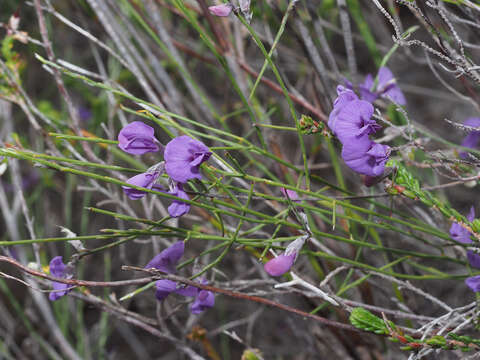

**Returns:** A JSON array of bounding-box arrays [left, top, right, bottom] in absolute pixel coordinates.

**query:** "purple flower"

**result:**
[[450, 207, 475, 244], [145, 241, 185, 274], [154, 277, 215, 314], [467, 251, 480, 269], [150, 182, 191, 218], [191, 289, 215, 314], [168, 183, 190, 218], [466, 275, 480, 292], [174, 284, 199, 297], [49, 256, 71, 301], [460, 118, 480, 159], [341, 137, 390, 177], [358, 67, 406, 105], [208, 4, 233, 17], [164, 136, 212, 183], [281, 188, 300, 202], [118, 121, 161, 155], [328, 84, 390, 177], [377, 67, 406, 105], [264, 235, 308, 277], [122, 170, 162, 200], [154, 279, 199, 301], [328, 97, 379, 144], [358, 74, 378, 103], [328, 86, 358, 134], [155, 279, 177, 301], [264, 253, 296, 277], [449, 207, 480, 271]]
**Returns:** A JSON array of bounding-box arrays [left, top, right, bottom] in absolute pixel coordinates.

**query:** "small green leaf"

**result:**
[[426, 335, 447, 347], [349, 308, 390, 335]]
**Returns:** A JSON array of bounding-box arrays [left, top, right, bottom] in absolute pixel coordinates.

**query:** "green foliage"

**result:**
[[0, 36, 21, 99], [387, 159, 422, 200], [299, 114, 331, 136], [349, 307, 391, 335], [387, 160, 478, 237], [448, 333, 480, 347], [425, 335, 447, 347]]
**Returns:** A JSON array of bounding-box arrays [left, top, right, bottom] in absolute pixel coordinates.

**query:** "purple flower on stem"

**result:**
[[377, 67, 406, 105], [167, 183, 190, 218], [328, 86, 358, 133], [449, 207, 480, 273], [450, 207, 475, 244], [150, 182, 191, 218], [357, 74, 378, 103], [145, 242, 185, 274], [264, 253, 296, 277], [191, 289, 215, 314], [49, 256, 71, 301], [208, 4, 233, 17], [264, 236, 308, 277], [328, 97, 379, 145], [358, 67, 406, 105], [466, 275, 480, 292], [329, 83, 391, 177], [341, 137, 390, 177], [147, 243, 204, 304], [467, 251, 480, 269], [281, 188, 300, 202], [155, 279, 178, 301], [154, 276, 215, 314], [164, 136, 212, 183], [154, 280, 198, 301], [122, 170, 162, 200], [460, 118, 480, 159], [118, 121, 161, 155]]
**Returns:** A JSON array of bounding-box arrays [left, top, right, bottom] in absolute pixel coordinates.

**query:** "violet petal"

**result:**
[[167, 183, 191, 218], [208, 4, 233, 17], [330, 100, 376, 144], [264, 253, 296, 277], [467, 251, 480, 269], [281, 188, 300, 202], [466, 275, 480, 292], [164, 136, 212, 183], [155, 280, 177, 301], [122, 171, 161, 200], [118, 121, 160, 155], [341, 138, 390, 177], [145, 242, 185, 274], [48, 256, 70, 301], [190, 290, 215, 314]]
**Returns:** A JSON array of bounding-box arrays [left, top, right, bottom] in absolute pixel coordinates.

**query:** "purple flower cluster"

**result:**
[[450, 207, 480, 292], [145, 242, 215, 314], [118, 122, 212, 217], [48, 256, 72, 301], [328, 86, 390, 177]]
